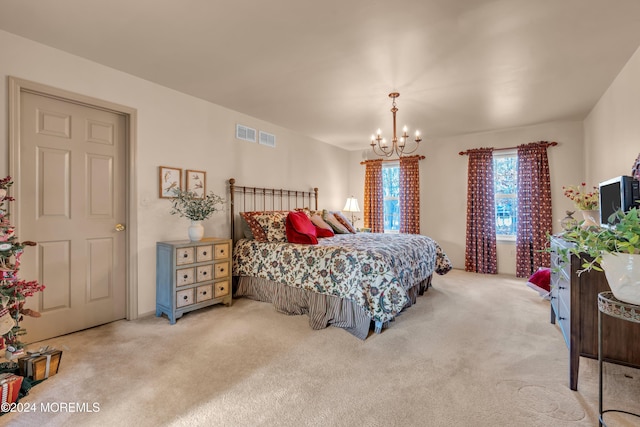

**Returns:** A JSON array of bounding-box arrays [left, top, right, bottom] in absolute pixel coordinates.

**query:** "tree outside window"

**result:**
[[494, 153, 518, 240], [382, 164, 400, 232]]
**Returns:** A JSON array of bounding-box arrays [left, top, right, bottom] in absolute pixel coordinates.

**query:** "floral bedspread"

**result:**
[[233, 233, 452, 324]]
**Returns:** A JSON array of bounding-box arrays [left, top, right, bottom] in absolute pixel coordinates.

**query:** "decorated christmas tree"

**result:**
[[0, 176, 45, 357]]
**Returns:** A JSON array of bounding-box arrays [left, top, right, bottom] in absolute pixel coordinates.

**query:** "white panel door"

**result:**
[[18, 91, 126, 343]]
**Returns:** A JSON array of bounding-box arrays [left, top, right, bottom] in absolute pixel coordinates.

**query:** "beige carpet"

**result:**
[[3, 269, 639, 427]]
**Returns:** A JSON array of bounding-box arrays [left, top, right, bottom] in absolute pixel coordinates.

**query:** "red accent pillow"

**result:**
[[286, 211, 318, 245], [526, 267, 551, 297], [315, 225, 334, 238]]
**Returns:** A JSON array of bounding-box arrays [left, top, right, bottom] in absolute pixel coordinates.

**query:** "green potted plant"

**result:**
[[170, 188, 224, 241], [560, 207, 640, 305]]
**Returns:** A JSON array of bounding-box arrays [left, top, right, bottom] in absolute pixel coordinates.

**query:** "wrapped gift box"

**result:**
[[0, 373, 23, 407], [18, 349, 62, 381]]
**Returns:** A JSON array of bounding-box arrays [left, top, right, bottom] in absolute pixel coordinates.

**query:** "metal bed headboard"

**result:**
[[228, 178, 318, 242]]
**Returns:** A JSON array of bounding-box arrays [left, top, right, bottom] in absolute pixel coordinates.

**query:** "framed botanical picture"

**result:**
[[159, 166, 182, 198], [186, 169, 206, 199]]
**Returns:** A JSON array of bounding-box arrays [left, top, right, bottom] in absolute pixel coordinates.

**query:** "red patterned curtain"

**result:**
[[465, 148, 497, 274], [516, 142, 552, 277], [363, 160, 384, 233], [399, 156, 421, 234]]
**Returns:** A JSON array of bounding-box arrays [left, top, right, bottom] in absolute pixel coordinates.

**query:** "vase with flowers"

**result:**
[[170, 188, 225, 241], [563, 182, 599, 228]]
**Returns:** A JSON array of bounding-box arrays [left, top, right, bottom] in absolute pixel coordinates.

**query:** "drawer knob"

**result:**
[[183, 253, 188, 258], [559, 316, 566, 321], [183, 275, 188, 279], [202, 291, 207, 295], [203, 271, 207, 276], [203, 251, 207, 256], [219, 286, 224, 291], [183, 295, 188, 300]]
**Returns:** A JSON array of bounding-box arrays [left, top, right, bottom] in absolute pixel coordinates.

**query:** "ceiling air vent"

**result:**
[[236, 124, 256, 142], [259, 131, 276, 148]]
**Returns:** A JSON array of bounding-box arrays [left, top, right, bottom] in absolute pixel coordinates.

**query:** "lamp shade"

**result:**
[[343, 197, 360, 213]]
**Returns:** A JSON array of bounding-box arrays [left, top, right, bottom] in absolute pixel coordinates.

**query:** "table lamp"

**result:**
[[343, 196, 361, 226]]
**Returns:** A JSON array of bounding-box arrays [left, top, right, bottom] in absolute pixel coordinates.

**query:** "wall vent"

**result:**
[[236, 124, 256, 142], [259, 131, 276, 148]]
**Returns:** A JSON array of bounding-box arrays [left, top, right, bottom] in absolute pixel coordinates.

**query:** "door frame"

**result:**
[[7, 76, 139, 320]]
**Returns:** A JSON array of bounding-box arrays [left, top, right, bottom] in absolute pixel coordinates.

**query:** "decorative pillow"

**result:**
[[240, 211, 288, 242], [526, 267, 551, 300], [323, 210, 350, 234], [286, 211, 318, 245], [332, 211, 356, 233], [239, 216, 254, 239], [240, 212, 268, 242], [310, 214, 333, 231], [255, 212, 288, 242], [315, 225, 334, 238]]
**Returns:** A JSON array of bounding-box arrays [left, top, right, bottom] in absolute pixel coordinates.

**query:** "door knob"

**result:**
[[115, 224, 126, 232]]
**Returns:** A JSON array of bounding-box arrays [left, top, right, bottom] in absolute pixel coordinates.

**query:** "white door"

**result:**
[[17, 91, 127, 343]]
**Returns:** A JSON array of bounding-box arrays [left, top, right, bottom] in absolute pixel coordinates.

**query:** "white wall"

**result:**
[[349, 121, 585, 275], [0, 30, 350, 316], [584, 45, 640, 183]]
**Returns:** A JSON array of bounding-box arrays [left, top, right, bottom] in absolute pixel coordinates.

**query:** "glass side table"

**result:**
[[597, 292, 640, 427]]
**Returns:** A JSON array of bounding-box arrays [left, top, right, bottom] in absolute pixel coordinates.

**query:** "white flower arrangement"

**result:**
[[170, 188, 224, 221]]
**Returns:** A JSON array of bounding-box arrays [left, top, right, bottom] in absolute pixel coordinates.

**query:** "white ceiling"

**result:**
[[2, 0, 640, 151]]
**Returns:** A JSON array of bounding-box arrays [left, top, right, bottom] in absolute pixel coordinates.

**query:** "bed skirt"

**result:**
[[233, 275, 432, 340]]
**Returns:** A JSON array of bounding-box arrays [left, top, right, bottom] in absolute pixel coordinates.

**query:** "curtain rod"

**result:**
[[360, 155, 425, 165], [458, 141, 558, 156]]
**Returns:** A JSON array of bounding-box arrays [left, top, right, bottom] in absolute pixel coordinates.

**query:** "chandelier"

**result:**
[[370, 92, 422, 158]]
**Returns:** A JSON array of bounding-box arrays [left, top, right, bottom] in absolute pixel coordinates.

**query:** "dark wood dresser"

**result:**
[[550, 236, 640, 391]]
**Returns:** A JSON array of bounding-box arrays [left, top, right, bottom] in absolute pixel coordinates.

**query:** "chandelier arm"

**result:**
[[397, 142, 420, 156], [371, 143, 394, 157]]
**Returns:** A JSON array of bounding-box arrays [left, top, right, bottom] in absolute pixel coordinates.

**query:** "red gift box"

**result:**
[[0, 373, 23, 407]]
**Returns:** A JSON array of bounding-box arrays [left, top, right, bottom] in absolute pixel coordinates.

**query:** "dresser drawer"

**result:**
[[214, 242, 230, 260], [559, 296, 570, 320], [176, 267, 195, 287], [214, 261, 230, 279], [558, 316, 570, 346], [557, 298, 571, 345], [197, 265, 213, 283], [196, 284, 213, 302], [558, 262, 570, 283], [176, 288, 194, 308], [196, 245, 213, 262], [557, 279, 570, 304], [550, 289, 559, 317], [176, 247, 195, 265], [214, 280, 230, 298]]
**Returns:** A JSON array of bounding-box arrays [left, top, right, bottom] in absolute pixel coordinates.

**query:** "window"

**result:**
[[494, 152, 518, 240], [382, 163, 400, 232]]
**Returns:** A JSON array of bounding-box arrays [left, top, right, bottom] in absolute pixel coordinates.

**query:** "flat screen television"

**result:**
[[599, 175, 640, 226]]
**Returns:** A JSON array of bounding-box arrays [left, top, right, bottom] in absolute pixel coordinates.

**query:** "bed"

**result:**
[[229, 178, 452, 339]]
